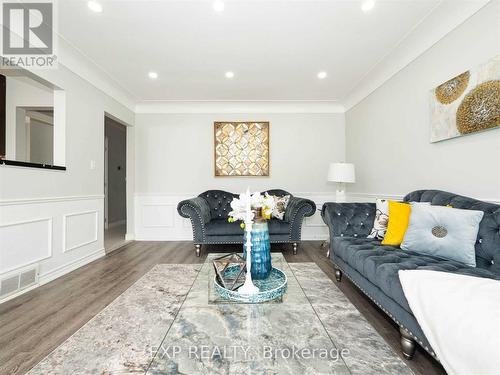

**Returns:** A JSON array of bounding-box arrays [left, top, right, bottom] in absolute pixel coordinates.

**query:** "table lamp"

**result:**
[[328, 162, 356, 202]]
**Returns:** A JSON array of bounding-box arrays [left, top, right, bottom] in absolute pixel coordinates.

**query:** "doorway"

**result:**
[[104, 115, 127, 253]]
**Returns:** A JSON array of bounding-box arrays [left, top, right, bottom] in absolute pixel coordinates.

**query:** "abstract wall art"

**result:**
[[430, 56, 499, 142], [214, 121, 270, 177]]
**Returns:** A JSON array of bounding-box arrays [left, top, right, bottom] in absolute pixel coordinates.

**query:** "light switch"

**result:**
[[90, 160, 96, 170]]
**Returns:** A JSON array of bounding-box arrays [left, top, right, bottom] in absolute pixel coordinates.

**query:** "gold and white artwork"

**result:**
[[430, 56, 500, 143], [214, 122, 270, 177]]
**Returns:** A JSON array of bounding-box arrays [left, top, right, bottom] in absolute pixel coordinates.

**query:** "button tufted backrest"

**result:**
[[199, 190, 238, 220], [198, 189, 293, 220], [404, 190, 500, 274]]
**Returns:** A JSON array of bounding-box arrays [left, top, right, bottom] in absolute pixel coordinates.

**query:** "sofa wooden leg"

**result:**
[[293, 242, 298, 255], [320, 240, 331, 257], [400, 327, 416, 360], [195, 244, 201, 257], [334, 268, 342, 282]]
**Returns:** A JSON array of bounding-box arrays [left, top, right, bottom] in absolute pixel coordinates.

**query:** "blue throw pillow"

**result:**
[[401, 205, 484, 267]]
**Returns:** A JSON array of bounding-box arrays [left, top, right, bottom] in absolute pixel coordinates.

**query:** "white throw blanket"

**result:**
[[398, 270, 500, 375]]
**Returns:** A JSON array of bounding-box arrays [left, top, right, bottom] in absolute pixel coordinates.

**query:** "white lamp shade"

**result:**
[[328, 163, 356, 183]]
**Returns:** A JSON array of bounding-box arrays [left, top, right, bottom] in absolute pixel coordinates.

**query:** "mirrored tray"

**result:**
[[214, 265, 287, 303]]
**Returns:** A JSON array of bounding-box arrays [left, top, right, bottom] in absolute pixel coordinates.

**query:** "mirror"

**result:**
[[0, 69, 64, 170]]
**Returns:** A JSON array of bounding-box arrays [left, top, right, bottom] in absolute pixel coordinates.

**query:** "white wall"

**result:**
[[0, 64, 134, 303], [346, 0, 500, 202], [134, 112, 345, 240]]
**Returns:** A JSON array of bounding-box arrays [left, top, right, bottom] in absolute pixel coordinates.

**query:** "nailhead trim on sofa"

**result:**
[[335, 263, 438, 360], [180, 204, 206, 242]]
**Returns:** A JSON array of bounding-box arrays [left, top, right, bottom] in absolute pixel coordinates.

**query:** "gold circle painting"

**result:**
[[456, 80, 500, 135], [435, 71, 470, 104]]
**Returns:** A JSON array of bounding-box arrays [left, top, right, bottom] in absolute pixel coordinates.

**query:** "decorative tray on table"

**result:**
[[213, 263, 288, 304]]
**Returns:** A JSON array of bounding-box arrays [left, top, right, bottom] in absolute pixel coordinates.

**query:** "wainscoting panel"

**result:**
[[142, 204, 175, 228], [0, 196, 104, 304], [0, 218, 52, 274], [135, 195, 192, 241], [134, 193, 336, 241], [63, 211, 99, 252]]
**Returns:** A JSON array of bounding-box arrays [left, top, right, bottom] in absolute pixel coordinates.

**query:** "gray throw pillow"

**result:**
[[401, 205, 484, 267]]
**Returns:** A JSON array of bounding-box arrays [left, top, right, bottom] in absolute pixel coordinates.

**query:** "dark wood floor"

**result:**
[[0, 241, 445, 375]]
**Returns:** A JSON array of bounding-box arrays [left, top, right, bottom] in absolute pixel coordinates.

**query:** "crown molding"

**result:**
[[37, 1, 490, 115], [135, 100, 345, 114], [342, 0, 492, 111], [57, 37, 137, 112]]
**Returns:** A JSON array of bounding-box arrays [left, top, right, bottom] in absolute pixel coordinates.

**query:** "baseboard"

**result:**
[[0, 283, 40, 305], [125, 233, 135, 241], [38, 248, 105, 286], [134, 233, 329, 242], [134, 235, 191, 241], [106, 240, 133, 253], [302, 234, 329, 241], [0, 248, 105, 305]]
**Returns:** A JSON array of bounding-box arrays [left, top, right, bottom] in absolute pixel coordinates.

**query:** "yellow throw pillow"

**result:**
[[381, 201, 411, 246]]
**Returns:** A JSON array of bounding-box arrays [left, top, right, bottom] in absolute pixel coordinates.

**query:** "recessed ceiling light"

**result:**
[[87, 1, 103, 13], [317, 71, 327, 79], [361, 0, 375, 12], [148, 71, 158, 80], [213, 1, 225, 12], [225, 71, 234, 79]]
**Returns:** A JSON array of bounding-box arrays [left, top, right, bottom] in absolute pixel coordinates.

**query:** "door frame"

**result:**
[[103, 112, 132, 247], [104, 135, 109, 230]]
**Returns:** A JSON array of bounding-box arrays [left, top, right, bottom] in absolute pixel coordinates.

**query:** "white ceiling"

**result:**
[[56, 0, 486, 104]]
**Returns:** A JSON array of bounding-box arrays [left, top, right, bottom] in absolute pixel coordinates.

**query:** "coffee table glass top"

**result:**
[[148, 253, 350, 374]]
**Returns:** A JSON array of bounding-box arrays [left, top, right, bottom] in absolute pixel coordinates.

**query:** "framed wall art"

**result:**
[[430, 55, 499, 143], [214, 121, 270, 177]]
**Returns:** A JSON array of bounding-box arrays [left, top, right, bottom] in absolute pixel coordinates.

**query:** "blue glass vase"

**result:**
[[243, 214, 272, 280]]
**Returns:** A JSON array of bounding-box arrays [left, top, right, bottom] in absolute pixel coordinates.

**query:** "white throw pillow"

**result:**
[[401, 205, 484, 267], [272, 195, 290, 220], [368, 199, 389, 239]]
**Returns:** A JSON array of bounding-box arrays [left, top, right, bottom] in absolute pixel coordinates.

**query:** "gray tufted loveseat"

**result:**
[[178, 189, 316, 256], [322, 190, 500, 361]]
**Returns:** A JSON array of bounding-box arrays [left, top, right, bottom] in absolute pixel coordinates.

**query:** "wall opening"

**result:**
[[104, 115, 127, 253]]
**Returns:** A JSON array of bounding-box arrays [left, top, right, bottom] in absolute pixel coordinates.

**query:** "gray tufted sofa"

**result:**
[[178, 189, 316, 256], [322, 190, 500, 361]]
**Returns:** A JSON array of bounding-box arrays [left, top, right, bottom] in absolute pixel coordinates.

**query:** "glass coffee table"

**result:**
[[147, 253, 348, 374]]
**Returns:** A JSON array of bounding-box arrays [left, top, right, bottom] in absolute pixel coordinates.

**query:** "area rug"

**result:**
[[28, 259, 412, 374], [28, 264, 200, 374]]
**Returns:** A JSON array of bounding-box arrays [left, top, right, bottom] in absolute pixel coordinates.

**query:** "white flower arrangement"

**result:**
[[228, 191, 275, 226]]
